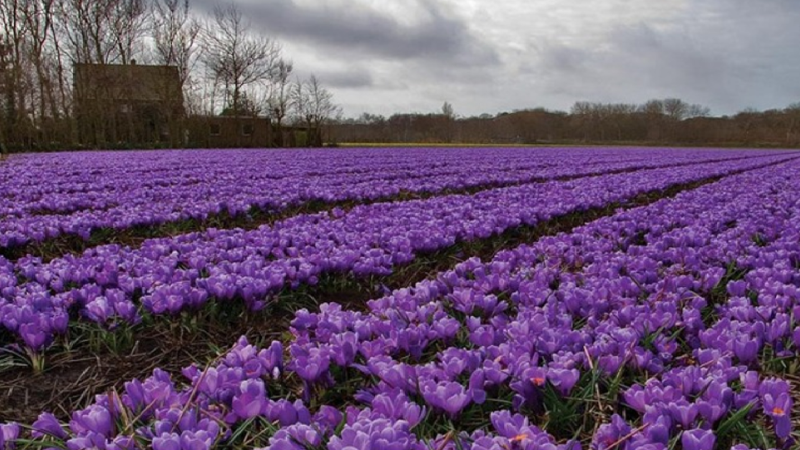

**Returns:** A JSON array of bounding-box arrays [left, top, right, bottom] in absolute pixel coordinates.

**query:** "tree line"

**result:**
[[334, 99, 800, 148], [0, 0, 340, 152]]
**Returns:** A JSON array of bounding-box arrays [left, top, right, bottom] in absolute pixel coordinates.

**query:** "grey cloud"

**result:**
[[192, 0, 800, 117], [194, 0, 499, 67], [539, 44, 590, 75], [606, 24, 737, 93], [312, 68, 373, 89], [524, 12, 800, 115], [601, 14, 800, 113]]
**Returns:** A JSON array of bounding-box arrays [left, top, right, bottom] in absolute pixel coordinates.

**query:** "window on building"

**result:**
[[210, 123, 221, 136], [242, 123, 254, 136]]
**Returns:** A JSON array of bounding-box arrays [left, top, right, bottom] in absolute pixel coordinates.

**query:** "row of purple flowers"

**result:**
[[0, 148, 783, 250], [2, 157, 799, 449]]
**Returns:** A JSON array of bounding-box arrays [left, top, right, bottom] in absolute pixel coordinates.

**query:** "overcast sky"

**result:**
[[193, 0, 800, 118]]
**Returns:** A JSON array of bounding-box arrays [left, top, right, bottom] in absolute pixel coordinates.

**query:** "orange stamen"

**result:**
[[511, 434, 528, 442], [773, 407, 785, 416], [531, 376, 545, 386]]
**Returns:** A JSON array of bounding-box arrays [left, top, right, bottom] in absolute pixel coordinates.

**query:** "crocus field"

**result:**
[[1, 147, 800, 450]]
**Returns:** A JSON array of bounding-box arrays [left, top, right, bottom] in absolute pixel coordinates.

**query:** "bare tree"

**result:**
[[734, 107, 760, 144], [440, 101, 455, 142], [786, 102, 800, 146], [268, 58, 292, 146], [19, 0, 69, 147], [292, 75, 339, 146], [152, 0, 198, 87], [441, 101, 454, 119], [663, 98, 689, 121], [110, 0, 149, 65], [201, 2, 281, 116], [686, 103, 710, 119], [57, 0, 147, 65], [151, 0, 198, 146], [0, 0, 34, 148], [0, 40, 9, 151]]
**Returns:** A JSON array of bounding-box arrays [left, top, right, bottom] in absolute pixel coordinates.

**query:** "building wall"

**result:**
[[186, 116, 314, 148], [187, 116, 272, 148]]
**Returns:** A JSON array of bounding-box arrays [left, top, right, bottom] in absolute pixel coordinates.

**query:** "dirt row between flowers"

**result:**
[[3, 151, 796, 263], [6, 159, 794, 424]]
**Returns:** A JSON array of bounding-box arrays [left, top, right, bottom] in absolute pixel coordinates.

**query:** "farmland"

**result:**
[[1, 147, 799, 450]]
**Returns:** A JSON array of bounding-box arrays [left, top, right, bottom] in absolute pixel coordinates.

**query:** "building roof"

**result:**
[[73, 63, 182, 103]]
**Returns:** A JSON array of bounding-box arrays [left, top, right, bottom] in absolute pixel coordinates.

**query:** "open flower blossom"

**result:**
[[420, 380, 471, 418], [681, 429, 715, 450], [760, 378, 793, 440]]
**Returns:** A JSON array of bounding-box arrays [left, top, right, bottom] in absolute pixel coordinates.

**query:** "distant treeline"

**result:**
[[332, 99, 800, 148]]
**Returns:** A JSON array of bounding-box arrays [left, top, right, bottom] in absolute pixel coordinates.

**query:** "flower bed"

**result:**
[[2, 158, 799, 449]]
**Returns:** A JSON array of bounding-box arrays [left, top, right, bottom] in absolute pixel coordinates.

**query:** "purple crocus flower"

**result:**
[[265, 341, 283, 378], [262, 435, 306, 450], [733, 337, 759, 364], [328, 418, 420, 450], [292, 350, 330, 382], [70, 405, 114, 437], [761, 380, 793, 440], [735, 371, 760, 409], [547, 367, 580, 396], [623, 385, 647, 413], [152, 433, 181, 450], [230, 379, 268, 421], [19, 321, 51, 351], [695, 400, 726, 425], [266, 399, 300, 427], [370, 389, 426, 427], [32, 412, 67, 439], [84, 296, 115, 324], [179, 429, 216, 450], [313, 405, 344, 432], [280, 424, 322, 447], [366, 358, 417, 393], [420, 380, 471, 418], [666, 401, 698, 429], [644, 415, 672, 445], [490, 410, 536, 440], [681, 429, 715, 450], [593, 415, 631, 450], [66, 431, 108, 450], [468, 370, 487, 405], [108, 434, 136, 450], [122, 378, 148, 414], [0, 423, 20, 449]]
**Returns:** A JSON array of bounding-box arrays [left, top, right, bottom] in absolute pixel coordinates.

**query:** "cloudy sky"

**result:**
[[193, 0, 800, 118]]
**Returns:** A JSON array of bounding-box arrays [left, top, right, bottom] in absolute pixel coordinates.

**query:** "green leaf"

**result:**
[[716, 401, 754, 439]]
